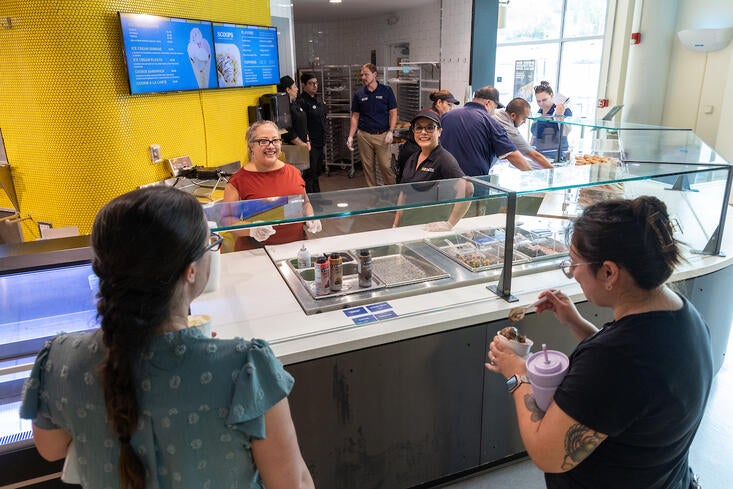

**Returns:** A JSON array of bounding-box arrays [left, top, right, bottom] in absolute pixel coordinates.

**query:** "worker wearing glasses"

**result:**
[[486, 196, 712, 489], [392, 110, 473, 231], [223, 120, 321, 251]]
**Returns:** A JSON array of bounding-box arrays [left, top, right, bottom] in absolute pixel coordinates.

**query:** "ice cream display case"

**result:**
[[196, 154, 733, 489], [3, 127, 733, 488], [0, 236, 94, 487], [525, 117, 728, 168], [202, 155, 732, 311]]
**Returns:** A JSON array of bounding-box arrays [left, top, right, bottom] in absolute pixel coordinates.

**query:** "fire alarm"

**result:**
[[597, 99, 609, 108], [631, 32, 641, 45]]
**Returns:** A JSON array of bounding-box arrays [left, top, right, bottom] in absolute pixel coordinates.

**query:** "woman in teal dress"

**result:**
[[21, 186, 314, 489]]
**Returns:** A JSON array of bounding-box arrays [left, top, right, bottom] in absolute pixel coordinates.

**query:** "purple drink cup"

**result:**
[[526, 344, 569, 411]]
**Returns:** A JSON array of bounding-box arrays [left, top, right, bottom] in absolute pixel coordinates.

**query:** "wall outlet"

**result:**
[[149, 144, 162, 163], [38, 221, 52, 234]]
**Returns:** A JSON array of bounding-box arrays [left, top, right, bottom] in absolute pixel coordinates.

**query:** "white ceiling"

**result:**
[[290, 0, 436, 23]]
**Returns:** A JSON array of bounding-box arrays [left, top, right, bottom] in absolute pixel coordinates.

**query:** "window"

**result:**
[[494, 0, 608, 120]]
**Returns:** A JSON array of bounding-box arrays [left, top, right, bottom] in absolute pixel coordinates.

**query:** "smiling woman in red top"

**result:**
[[223, 120, 321, 251]]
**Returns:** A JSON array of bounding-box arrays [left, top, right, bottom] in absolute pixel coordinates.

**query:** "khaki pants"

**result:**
[[357, 131, 396, 187]]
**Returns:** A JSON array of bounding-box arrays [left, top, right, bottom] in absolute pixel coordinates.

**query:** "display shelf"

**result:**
[[384, 63, 440, 122]]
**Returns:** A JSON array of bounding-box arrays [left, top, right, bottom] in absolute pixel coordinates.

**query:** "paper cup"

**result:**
[[496, 331, 533, 358], [204, 249, 220, 293], [188, 314, 212, 337]]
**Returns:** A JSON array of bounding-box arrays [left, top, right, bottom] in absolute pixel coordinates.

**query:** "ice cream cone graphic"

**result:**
[[188, 28, 211, 89]]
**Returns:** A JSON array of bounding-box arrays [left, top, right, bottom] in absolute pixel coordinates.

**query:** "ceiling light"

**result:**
[[329, 0, 342, 3]]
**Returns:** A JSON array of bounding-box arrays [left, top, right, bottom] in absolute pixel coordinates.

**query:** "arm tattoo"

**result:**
[[561, 423, 604, 470], [523, 393, 545, 422]]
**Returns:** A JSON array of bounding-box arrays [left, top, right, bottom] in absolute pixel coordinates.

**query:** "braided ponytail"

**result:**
[[92, 187, 208, 489]]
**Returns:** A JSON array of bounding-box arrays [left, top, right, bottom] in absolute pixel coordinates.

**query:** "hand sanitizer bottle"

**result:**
[[297, 243, 311, 269]]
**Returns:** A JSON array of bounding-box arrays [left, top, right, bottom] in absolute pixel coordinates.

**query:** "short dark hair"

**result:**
[[505, 97, 530, 116], [571, 196, 681, 289], [277, 75, 295, 92], [300, 72, 317, 85]]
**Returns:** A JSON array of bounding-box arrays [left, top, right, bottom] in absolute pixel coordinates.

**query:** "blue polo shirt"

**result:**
[[351, 82, 397, 134], [440, 102, 517, 176]]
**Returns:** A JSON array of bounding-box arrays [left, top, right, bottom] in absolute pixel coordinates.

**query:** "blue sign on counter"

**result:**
[[366, 302, 392, 312], [374, 310, 398, 320], [352, 315, 378, 325], [344, 303, 396, 325], [343, 307, 368, 317]]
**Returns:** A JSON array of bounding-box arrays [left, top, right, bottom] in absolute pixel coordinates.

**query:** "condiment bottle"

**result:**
[[358, 249, 372, 287], [314, 255, 330, 296], [297, 243, 311, 269], [329, 252, 343, 292]]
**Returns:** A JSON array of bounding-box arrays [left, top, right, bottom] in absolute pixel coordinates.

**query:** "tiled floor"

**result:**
[[318, 169, 733, 489]]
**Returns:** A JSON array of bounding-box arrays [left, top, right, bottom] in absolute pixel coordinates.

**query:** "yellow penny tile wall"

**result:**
[[0, 0, 274, 238]]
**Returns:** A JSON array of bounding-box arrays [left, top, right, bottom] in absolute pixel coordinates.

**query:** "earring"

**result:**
[[606, 283, 613, 291]]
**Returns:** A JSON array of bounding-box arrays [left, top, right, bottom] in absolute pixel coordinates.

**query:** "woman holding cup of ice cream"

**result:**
[[21, 186, 315, 489], [486, 196, 712, 489]]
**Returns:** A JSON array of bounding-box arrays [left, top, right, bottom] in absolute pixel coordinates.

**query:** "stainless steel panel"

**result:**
[[287, 323, 486, 489]]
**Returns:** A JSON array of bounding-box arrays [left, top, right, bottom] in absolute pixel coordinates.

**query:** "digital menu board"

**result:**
[[119, 13, 217, 94], [212, 23, 280, 88]]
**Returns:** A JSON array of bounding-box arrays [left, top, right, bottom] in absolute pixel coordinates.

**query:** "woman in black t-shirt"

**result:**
[[393, 110, 472, 230], [486, 196, 712, 489]]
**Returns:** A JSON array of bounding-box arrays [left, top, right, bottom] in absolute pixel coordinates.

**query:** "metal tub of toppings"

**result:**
[[288, 252, 385, 299], [514, 227, 569, 261], [425, 233, 530, 273], [514, 237, 568, 260], [368, 243, 450, 287]]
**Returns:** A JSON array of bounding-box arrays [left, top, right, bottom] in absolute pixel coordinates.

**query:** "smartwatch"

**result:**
[[506, 374, 530, 394]]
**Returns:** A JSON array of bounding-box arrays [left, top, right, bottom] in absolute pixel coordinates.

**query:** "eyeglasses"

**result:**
[[253, 138, 282, 148], [559, 259, 600, 279], [413, 124, 437, 134], [306, 80, 318, 86], [204, 232, 223, 253]]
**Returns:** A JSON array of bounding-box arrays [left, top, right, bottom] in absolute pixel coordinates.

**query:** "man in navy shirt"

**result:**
[[441, 86, 530, 176], [347, 63, 398, 186]]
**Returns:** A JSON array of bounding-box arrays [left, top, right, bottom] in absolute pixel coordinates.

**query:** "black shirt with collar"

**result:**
[[283, 99, 309, 145], [298, 92, 327, 147], [400, 144, 465, 184]]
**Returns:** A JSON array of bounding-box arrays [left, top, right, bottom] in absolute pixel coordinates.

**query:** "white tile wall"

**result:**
[[295, 2, 441, 67], [294, 0, 473, 99], [439, 0, 473, 102]]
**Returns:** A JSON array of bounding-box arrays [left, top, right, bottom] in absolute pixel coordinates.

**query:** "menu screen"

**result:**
[[213, 23, 280, 88], [119, 13, 216, 94]]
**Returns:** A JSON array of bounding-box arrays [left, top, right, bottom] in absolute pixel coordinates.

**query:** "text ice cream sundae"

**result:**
[[188, 28, 211, 89]]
